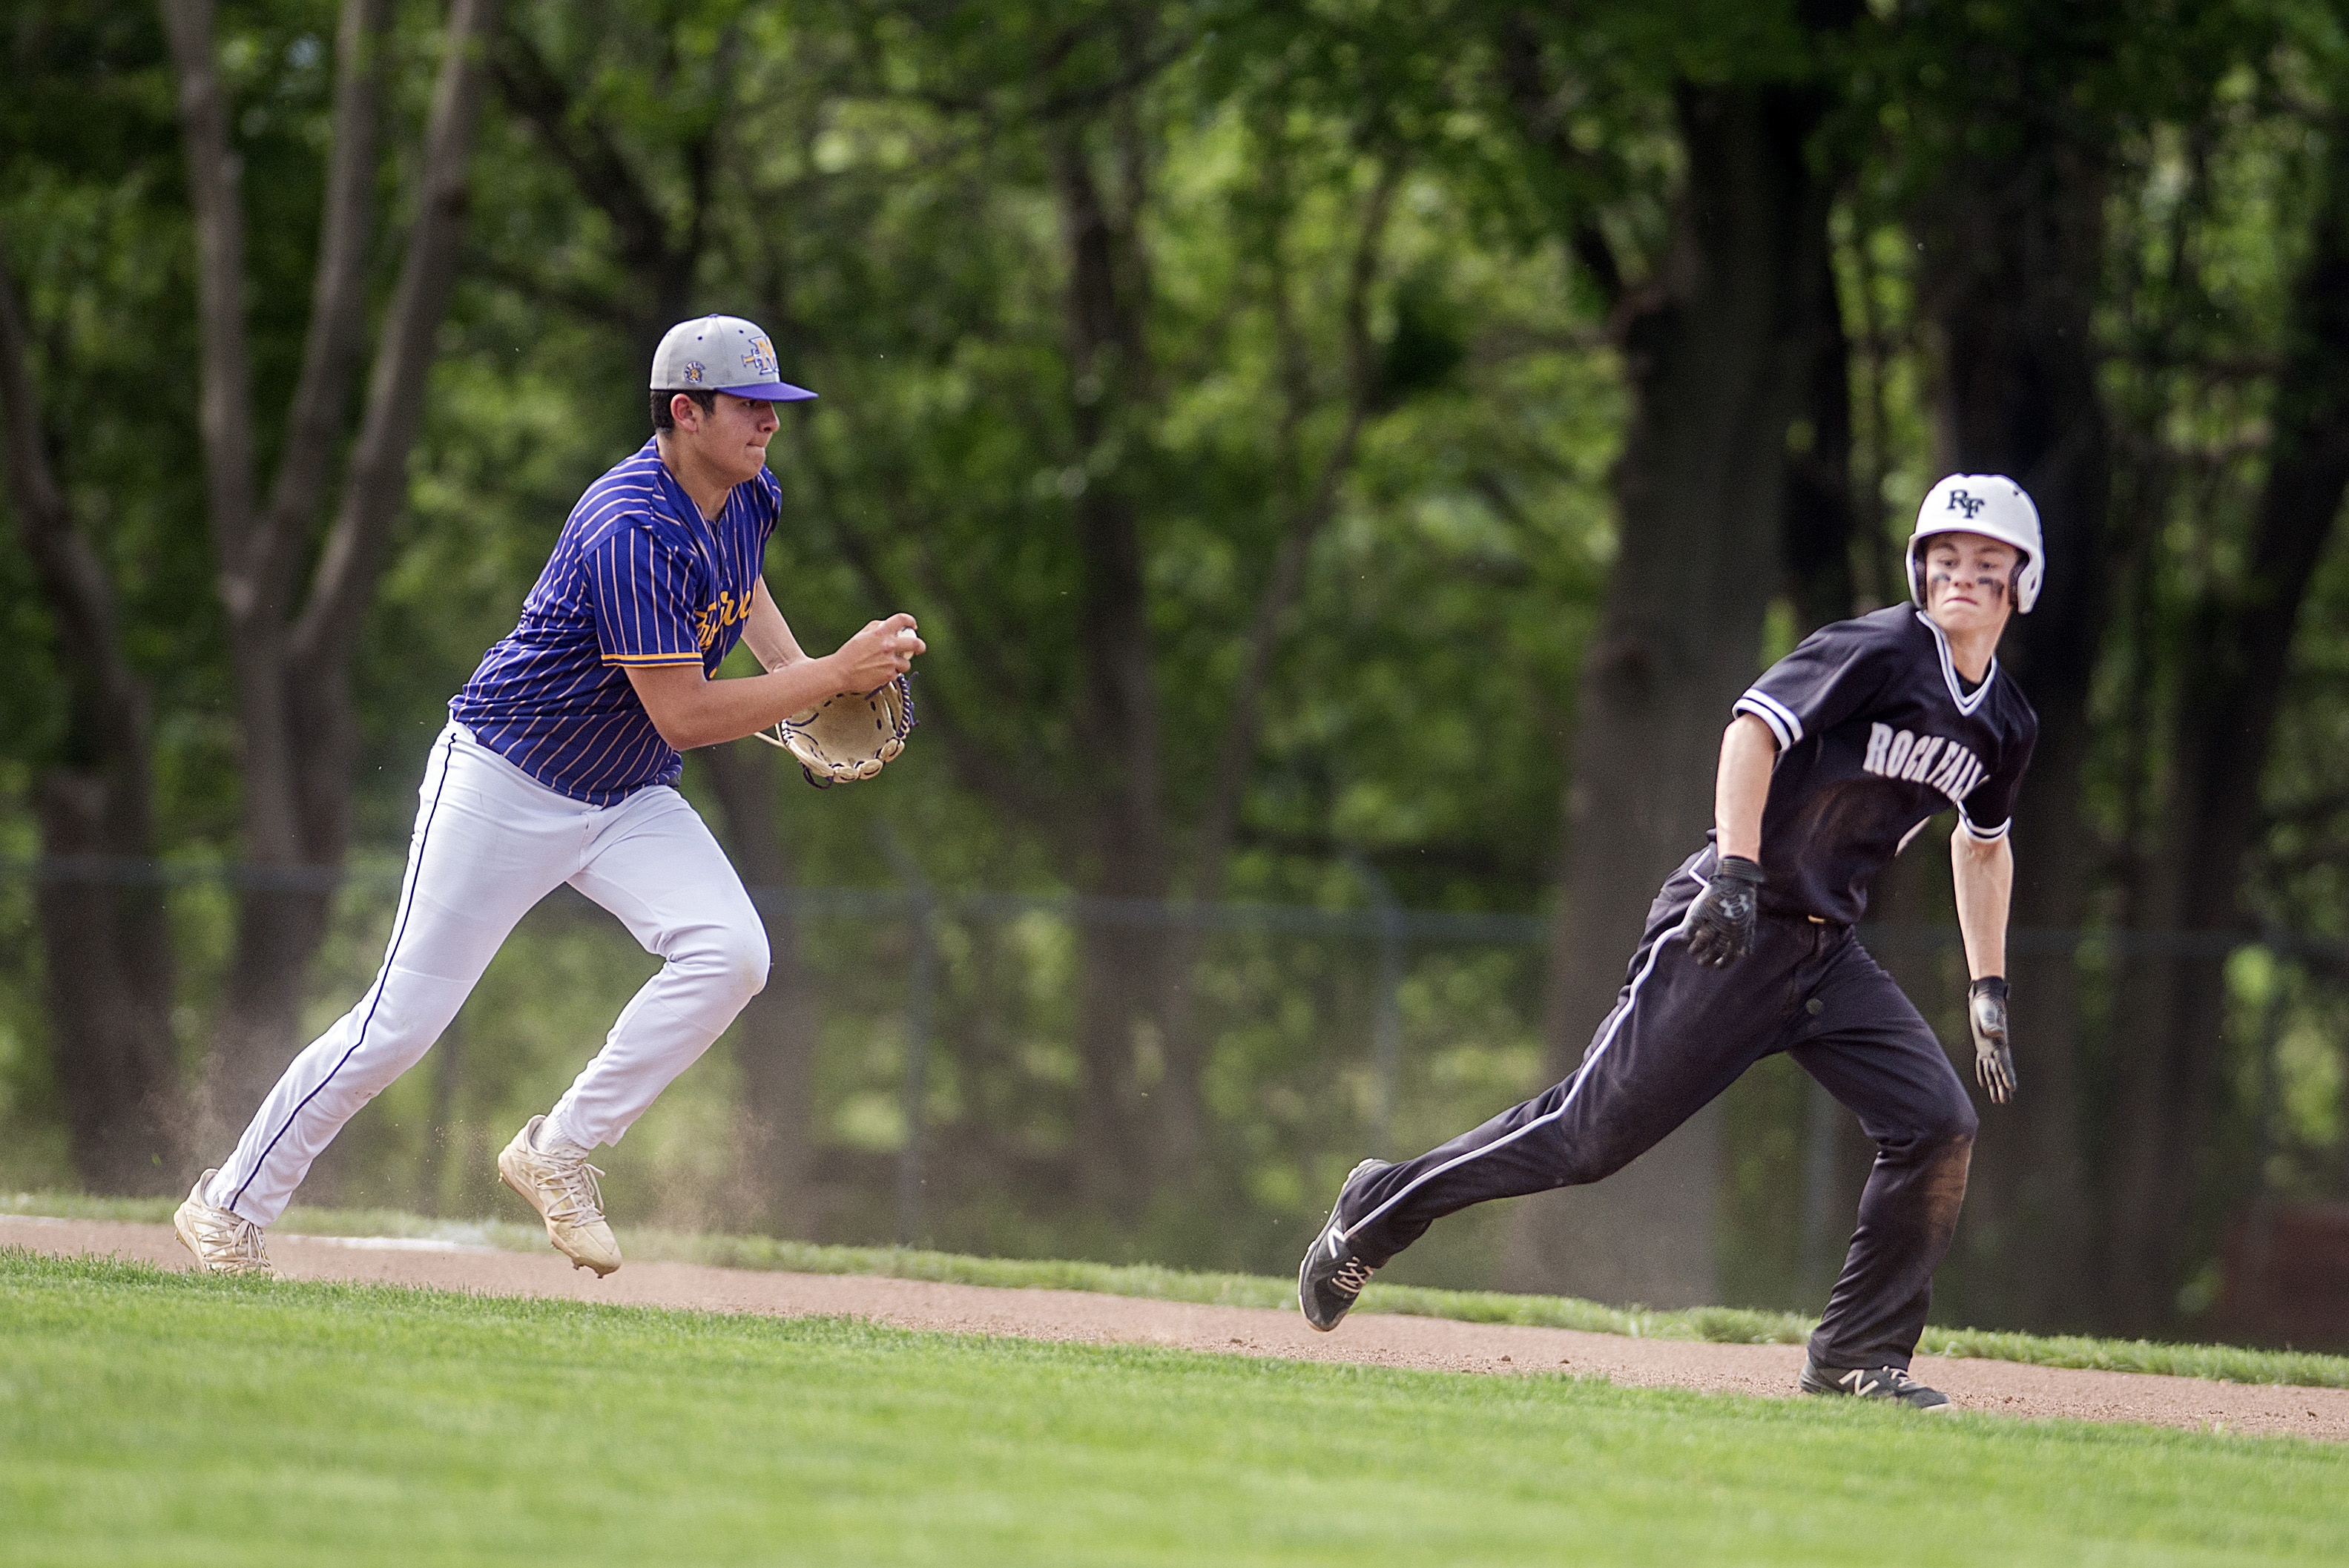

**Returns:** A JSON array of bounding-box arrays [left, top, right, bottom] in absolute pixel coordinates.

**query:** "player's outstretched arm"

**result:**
[[1952, 828, 2017, 1102], [622, 611, 923, 751]]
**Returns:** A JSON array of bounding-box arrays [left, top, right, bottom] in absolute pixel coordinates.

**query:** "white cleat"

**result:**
[[498, 1116, 622, 1277], [173, 1170, 272, 1277]]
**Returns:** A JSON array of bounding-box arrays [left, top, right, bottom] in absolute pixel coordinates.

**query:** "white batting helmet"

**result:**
[[1908, 473, 2043, 614]]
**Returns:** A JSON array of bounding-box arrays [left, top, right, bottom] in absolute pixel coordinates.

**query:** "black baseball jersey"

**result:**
[[1730, 606, 2037, 923]]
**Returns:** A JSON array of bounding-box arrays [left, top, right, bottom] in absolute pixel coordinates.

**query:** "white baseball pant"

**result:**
[[207, 720, 768, 1225]]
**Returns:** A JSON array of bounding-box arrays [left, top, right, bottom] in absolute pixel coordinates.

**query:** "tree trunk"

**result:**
[[1915, 116, 2111, 1332], [2101, 118, 2349, 1330], [1782, 245, 1859, 631], [696, 743, 823, 1234], [486, 15, 708, 358], [1502, 79, 1839, 1306], [162, 0, 500, 1126], [1048, 121, 1173, 1216], [0, 246, 183, 1191]]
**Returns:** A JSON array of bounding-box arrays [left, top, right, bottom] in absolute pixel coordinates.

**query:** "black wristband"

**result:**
[[1969, 975, 2009, 1001], [1715, 855, 1766, 885]]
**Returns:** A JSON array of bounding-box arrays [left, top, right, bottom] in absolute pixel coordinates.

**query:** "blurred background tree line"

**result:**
[[6, 0, 2349, 1343]]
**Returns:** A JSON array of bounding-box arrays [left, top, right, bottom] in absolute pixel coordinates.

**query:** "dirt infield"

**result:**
[[10, 1214, 2346, 1442]]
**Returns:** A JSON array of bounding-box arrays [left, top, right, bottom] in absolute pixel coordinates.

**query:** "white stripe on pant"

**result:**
[[210, 721, 768, 1225]]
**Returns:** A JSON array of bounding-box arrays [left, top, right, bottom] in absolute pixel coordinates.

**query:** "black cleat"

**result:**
[[1298, 1158, 1393, 1332], [1799, 1357, 1953, 1411]]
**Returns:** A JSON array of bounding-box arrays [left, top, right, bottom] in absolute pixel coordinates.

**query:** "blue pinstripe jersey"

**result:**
[[451, 441, 780, 805]]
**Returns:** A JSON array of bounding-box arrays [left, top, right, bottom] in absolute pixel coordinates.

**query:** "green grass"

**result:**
[[13, 1188, 2349, 1390], [2, 1250, 2344, 1567]]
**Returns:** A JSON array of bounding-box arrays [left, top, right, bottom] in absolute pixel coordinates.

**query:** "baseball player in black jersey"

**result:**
[[1300, 474, 2043, 1411]]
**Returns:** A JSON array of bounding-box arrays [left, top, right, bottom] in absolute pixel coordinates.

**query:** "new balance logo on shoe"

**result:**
[[1298, 1158, 1392, 1332], [1798, 1357, 1953, 1411]]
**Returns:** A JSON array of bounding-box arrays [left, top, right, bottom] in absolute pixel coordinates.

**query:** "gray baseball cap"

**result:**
[[650, 314, 816, 403]]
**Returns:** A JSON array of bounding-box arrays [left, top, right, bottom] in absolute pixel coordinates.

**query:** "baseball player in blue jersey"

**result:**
[[1301, 475, 2043, 1410], [174, 315, 923, 1277]]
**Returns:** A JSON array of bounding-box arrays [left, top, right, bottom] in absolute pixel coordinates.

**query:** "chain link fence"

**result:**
[[1, 857, 2345, 1326]]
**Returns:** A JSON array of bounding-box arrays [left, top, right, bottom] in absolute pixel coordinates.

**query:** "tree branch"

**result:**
[[257, 0, 395, 603], [462, 245, 641, 332], [897, 12, 1194, 131], [157, 0, 263, 619], [294, 0, 501, 665], [1494, 6, 1624, 313], [490, 14, 686, 341], [0, 237, 147, 747]]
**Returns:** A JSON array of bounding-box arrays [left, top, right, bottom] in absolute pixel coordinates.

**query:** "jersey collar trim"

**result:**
[[643, 444, 707, 525], [639, 444, 734, 577], [1914, 610, 1996, 716]]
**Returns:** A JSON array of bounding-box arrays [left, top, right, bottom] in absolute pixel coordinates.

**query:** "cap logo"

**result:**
[[682, 360, 705, 384], [1946, 490, 1985, 518], [742, 335, 777, 378]]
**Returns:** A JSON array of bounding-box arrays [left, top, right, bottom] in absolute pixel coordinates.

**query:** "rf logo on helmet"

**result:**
[[1908, 473, 2045, 614]]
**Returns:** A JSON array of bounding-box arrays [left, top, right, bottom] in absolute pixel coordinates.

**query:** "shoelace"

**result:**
[[191, 1208, 266, 1263], [1329, 1257, 1373, 1298], [541, 1153, 607, 1226]]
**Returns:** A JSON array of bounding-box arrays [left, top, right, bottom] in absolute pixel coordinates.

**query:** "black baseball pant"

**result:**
[[1337, 849, 1978, 1371]]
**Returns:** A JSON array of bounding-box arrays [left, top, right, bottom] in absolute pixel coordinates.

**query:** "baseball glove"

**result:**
[[756, 675, 915, 787]]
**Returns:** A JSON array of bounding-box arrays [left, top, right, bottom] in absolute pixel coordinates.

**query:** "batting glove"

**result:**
[[1685, 855, 1766, 969], [1969, 976, 2017, 1104]]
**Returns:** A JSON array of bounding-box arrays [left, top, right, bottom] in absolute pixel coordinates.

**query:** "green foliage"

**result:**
[[7, 0, 2349, 1338], [0, 0, 1624, 1266]]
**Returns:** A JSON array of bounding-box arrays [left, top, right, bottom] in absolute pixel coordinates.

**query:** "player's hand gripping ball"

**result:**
[[1969, 975, 2017, 1104], [758, 674, 915, 788], [1685, 856, 1766, 968]]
